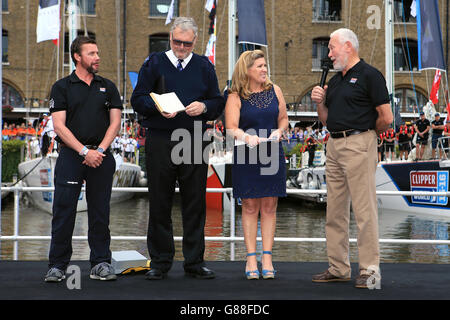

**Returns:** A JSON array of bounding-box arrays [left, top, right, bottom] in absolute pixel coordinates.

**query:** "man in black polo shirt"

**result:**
[[431, 112, 445, 159], [414, 112, 431, 160], [311, 28, 392, 288], [44, 36, 122, 282]]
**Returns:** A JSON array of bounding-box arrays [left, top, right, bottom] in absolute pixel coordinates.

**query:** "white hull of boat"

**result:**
[[18, 153, 141, 214], [286, 160, 450, 216], [376, 160, 450, 216]]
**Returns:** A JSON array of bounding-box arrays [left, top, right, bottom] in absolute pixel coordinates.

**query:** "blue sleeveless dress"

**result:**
[[232, 86, 287, 199]]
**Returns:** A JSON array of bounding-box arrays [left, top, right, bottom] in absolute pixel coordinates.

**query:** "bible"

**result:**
[[150, 92, 186, 114]]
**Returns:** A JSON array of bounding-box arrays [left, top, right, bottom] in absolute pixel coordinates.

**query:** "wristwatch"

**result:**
[[202, 103, 207, 113], [97, 147, 105, 154], [79, 146, 89, 157]]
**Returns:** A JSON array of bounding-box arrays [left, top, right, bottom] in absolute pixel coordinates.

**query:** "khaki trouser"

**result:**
[[325, 130, 380, 278]]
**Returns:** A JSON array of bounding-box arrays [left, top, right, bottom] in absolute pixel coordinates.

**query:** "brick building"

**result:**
[[2, 0, 449, 124]]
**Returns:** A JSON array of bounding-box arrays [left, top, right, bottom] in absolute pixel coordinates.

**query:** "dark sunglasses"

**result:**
[[171, 38, 195, 48]]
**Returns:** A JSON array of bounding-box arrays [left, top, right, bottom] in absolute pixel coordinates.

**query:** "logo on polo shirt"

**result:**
[[350, 78, 358, 84], [49, 98, 55, 109], [100, 87, 106, 92]]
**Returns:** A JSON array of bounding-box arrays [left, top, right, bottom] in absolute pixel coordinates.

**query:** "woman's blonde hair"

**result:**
[[230, 49, 272, 99]]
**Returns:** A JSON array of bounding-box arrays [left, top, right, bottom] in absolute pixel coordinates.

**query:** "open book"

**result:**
[[150, 92, 186, 114]]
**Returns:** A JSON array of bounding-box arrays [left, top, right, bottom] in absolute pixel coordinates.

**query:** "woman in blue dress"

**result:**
[[225, 50, 288, 279]]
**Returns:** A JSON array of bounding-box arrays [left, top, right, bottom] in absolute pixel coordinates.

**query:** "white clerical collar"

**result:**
[[166, 50, 193, 69]]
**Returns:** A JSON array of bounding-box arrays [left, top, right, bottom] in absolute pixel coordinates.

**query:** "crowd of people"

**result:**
[[377, 112, 450, 161]]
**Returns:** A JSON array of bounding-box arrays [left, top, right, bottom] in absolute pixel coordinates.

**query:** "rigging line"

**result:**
[[43, 46, 58, 106], [201, 0, 207, 53], [78, 0, 88, 36], [354, 0, 363, 36], [400, 0, 419, 113], [216, 0, 227, 41], [348, 0, 353, 29], [369, 0, 383, 64]]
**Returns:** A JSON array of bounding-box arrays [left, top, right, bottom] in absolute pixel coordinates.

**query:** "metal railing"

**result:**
[[1, 186, 450, 261]]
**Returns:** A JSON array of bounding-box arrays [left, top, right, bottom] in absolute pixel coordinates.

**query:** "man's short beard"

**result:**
[[87, 65, 98, 74]]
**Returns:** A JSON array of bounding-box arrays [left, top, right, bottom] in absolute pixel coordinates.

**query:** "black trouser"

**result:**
[[48, 147, 115, 270], [146, 130, 209, 272]]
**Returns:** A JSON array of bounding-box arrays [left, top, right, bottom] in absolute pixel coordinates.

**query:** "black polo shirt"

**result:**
[[415, 118, 431, 136], [49, 71, 122, 145], [325, 59, 390, 132], [432, 118, 444, 135]]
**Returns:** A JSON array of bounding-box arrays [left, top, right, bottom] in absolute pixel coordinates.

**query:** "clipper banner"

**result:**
[[37, 0, 60, 43]]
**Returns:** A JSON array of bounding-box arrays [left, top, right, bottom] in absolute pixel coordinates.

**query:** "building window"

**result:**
[[394, 0, 416, 23], [2, 82, 24, 109], [394, 38, 418, 71], [2, 0, 8, 11], [64, 31, 96, 65], [65, 0, 96, 15], [150, 0, 178, 17], [149, 33, 169, 53], [312, 0, 341, 21], [395, 87, 427, 112], [312, 37, 329, 70], [2, 29, 7, 63]]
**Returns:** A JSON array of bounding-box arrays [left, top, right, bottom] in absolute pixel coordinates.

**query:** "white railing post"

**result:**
[[13, 188, 20, 260], [1, 186, 450, 260], [229, 190, 236, 261]]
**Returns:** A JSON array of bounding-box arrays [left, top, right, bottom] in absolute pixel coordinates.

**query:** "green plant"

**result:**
[[2, 139, 26, 182]]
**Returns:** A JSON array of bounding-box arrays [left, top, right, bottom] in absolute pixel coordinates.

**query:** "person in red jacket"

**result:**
[[397, 123, 413, 160], [383, 128, 395, 160], [443, 121, 450, 158]]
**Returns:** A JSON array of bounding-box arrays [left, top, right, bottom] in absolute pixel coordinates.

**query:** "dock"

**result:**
[[0, 260, 448, 301]]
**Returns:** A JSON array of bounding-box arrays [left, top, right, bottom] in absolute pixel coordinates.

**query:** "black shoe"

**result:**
[[184, 266, 215, 279], [145, 268, 167, 280]]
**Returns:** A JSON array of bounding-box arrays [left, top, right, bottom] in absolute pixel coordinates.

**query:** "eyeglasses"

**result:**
[[171, 38, 195, 48]]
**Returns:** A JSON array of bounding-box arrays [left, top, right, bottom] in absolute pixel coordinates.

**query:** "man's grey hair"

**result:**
[[330, 28, 359, 52], [171, 17, 198, 37]]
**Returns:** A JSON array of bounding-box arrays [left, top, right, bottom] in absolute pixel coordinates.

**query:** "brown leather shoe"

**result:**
[[355, 274, 379, 289], [312, 270, 351, 282]]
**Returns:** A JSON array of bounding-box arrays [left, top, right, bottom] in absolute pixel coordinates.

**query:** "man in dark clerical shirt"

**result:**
[[131, 17, 224, 280]]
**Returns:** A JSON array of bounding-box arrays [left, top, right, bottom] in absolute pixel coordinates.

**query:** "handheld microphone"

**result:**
[[320, 57, 333, 88]]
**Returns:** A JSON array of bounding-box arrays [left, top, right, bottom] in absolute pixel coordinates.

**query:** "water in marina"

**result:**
[[1, 194, 449, 264]]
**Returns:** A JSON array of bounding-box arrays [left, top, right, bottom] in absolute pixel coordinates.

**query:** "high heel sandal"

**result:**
[[262, 251, 276, 280], [245, 253, 260, 280]]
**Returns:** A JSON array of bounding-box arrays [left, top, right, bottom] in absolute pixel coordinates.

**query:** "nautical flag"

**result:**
[[165, 0, 175, 25], [416, 0, 446, 71], [36, 0, 60, 44], [410, 0, 417, 18], [446, 100, 450, 123], [205, 34, 216, 65], [237, 0, 267, 46], [205, 0, 215, 12], [204, 0, 217, 65], [429, 70, 441, 105], [128, 72, 139, 90]]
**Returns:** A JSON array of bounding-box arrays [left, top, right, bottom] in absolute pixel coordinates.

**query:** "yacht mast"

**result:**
[[228, 0, 237, 86], [385, 0, 395, 125], [385, 0, 394, 98], [68, 0, 78, 73]]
